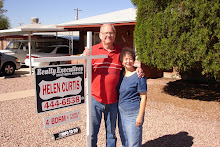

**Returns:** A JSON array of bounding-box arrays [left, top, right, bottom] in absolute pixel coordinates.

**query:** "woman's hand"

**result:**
[[136, 115, 143, 127]]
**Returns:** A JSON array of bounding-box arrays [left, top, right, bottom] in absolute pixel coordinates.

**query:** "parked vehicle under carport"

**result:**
[[0, 52, 21, 76], [24, 45, 80, 67], [0, 40, 36, 64]]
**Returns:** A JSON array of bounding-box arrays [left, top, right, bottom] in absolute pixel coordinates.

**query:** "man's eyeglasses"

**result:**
[[101, 32, 115, 36]]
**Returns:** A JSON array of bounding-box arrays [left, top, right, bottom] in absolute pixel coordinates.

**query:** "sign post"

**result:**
[[86, 31, 92, 147]]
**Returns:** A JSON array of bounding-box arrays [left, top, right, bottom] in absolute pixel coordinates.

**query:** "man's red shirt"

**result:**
[[91, 42, 122, 104]]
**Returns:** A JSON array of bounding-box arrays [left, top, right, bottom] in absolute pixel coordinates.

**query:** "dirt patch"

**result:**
[[0, 77, 219, 147]]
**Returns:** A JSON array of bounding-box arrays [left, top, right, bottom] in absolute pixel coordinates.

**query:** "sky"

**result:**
[[4, 0, 135, 28]]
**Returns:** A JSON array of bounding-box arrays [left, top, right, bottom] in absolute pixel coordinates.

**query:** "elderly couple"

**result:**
[[83, 24, 147, 147]]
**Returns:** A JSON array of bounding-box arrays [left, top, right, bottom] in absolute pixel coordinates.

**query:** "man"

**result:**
[[83, 24, 143, 147]]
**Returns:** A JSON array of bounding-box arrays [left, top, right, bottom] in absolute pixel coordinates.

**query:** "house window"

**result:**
[[84, 32, 101, 47], [93, 32, 100, 45]]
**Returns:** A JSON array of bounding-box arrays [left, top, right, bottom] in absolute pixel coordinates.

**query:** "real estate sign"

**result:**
[[43, 110, 81, 129], [35, 64, 85, 113]]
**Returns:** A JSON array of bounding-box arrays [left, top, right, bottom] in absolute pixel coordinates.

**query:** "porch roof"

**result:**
[[0, 24, 65, 36]]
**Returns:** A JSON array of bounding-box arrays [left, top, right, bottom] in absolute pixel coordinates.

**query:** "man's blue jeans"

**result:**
[[118, 105, 144, 147], [91, 96, 118, 147]]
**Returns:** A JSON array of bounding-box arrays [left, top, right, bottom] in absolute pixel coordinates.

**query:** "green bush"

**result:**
[[133, 0, 220, 79]]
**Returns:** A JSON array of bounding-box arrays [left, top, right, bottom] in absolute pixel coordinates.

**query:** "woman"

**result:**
[[117, 47, 147, 147]]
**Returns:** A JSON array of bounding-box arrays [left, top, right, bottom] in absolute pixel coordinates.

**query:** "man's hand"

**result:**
[[136, 67, 144, 78], [83, 47, 91, 56]]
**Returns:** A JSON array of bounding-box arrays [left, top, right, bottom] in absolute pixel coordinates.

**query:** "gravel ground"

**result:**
[[0, 75, 219, 147]]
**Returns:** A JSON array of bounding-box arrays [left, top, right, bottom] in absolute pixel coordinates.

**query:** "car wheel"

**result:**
[[2, 62, 16, 76], [49, 61, 60, 65]]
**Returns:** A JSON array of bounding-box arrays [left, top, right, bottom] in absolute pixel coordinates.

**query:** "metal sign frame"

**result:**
[[33, 31, 107, 147]]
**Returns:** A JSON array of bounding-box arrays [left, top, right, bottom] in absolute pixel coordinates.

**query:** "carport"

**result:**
[[0, 27, 74, 74]]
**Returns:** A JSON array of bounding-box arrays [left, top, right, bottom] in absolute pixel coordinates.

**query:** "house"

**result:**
[[58, 8, 163, 78], [58, 8, 136, 52]]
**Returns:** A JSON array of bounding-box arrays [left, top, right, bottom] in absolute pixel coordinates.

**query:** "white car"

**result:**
[[25, 45, 72, 67]]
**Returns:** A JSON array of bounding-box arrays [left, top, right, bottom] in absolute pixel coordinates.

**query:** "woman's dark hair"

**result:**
[[120, 47, 136, 63]]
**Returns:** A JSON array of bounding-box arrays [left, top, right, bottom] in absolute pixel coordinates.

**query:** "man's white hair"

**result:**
[[100, 24, 116, 33]]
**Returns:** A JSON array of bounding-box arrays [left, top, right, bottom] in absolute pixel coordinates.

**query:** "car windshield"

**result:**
[[36, 47, 56, 53], [6, 41, 21, 49]]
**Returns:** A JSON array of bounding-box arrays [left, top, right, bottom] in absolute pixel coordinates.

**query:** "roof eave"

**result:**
[[59, 22, 136, 29]]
